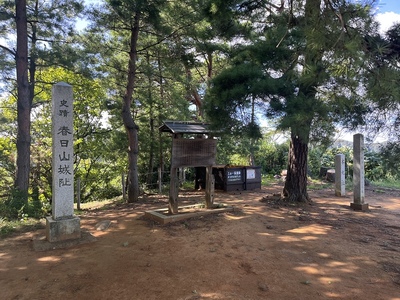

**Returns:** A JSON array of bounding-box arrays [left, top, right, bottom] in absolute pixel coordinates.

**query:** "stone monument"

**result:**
[[46, 82, 81, 242], [350, 133, 369, 211], [335, 154, 345, 196]]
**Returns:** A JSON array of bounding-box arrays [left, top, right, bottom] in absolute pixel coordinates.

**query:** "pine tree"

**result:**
[[205, 0, 379, 202], [0, 0, 84, 203]]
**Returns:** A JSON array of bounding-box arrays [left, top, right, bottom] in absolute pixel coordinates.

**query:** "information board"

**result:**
[[227, 169, 243, 182]]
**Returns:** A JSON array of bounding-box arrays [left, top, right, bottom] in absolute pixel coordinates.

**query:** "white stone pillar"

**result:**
[[350, 134, 369, 211], [46, 82, 81, 242], [335, 154, 345, 196]]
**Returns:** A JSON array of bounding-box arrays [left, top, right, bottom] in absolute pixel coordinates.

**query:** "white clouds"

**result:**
[[375, 11, 400, 34]]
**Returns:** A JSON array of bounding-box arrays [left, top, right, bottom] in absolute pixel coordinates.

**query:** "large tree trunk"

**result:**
[[184, 66, 203, 118], [145, 53, 155, 187], [122, 12, 141, 203], [14, 0, 31, 201], [157, 52, 165, 192], [281, 0, 322, 203], [282, 132, 310, 203], [146, 117, 155, 187]]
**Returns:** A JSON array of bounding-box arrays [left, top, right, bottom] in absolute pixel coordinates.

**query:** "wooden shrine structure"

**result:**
[[159, 121, 217, 214]]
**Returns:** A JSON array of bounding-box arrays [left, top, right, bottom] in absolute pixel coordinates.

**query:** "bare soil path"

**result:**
[[1, 183, 400, 300]]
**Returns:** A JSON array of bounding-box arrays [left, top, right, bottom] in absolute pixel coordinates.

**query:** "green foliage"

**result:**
[[308, 142, 400, 183], [203, 1, 385, 202], [0, 216, 44, 238], [213, 128, 288, 176], [33, 67, 122, 203], [1, 0, 399, 212], [0, 189, 27, 219], [0, 0, 85, 92], [85, 0, 221, 196], [0, 95, 18, 196], [0, 188, 50, 220], [364, 150, 384, 181], [371, 178, 400, 189], [205, 1, 379, 139], [228, 154, 248, 166], [308, 146, 353, 177], [0, 135, 15, 191], [261, 174, 277, 186], [254, 134, 289, 175], [0, 65, 124, 213], [307, 178, 333, 191], [379, 143, 400, 179]]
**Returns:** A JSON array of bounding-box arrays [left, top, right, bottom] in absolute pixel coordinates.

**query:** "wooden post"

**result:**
[[178, 168, 182, 184], [158, 166, 162, 194], [205, 166, 215, 208], [169, 167, 179, 214]]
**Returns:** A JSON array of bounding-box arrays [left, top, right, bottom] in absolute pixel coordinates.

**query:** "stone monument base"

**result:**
[[34, 231, 96, 251], [46, 216, 81, 242], [350, 202, 369, 211], [335, 190, 346, 197]]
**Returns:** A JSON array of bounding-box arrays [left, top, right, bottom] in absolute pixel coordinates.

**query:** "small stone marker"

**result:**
[[350, 134, 368, 210], [335, 154, 345, 196], [46, 82, 81, 242], [326, 169, 335, 182], [95, 220, 111, 231]]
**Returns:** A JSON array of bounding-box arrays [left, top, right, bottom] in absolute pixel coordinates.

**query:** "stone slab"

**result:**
[[335, 154, 346, 196], [33, 230, 96, 251], [95, 220, 112, 231], [52, 82, 75, 219], [144, 203, 234, 225], [46, 216, 81, 242], [353, 134, 365, 204], [350, 202, 369, 211]]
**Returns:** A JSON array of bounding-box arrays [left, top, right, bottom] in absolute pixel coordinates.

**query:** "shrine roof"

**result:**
[[159, 121, 212, 134]]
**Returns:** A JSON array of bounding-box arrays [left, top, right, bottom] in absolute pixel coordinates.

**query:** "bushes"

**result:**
[[255, 139, 288, 175], [0, 189, 27, 220], [308, 144, 400, 182], [0, 188, 51, 220], [308, 146, 353, 178]]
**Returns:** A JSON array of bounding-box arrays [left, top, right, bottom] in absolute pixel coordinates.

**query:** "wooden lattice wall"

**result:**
[[171, 138, 217, 168]]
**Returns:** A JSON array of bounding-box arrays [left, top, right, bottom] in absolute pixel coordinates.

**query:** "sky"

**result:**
[[334, 0, 400, 142], [376, 0, 400, 13], [375, 0, 400, 33]]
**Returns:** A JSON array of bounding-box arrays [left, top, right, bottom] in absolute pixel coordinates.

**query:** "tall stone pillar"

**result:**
[[46, 82, 81, 242], [350, 134, 369, 211], [335, 154, 345, 196]]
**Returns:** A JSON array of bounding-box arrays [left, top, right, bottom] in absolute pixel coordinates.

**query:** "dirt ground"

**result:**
[[1, 182, 400, 300]]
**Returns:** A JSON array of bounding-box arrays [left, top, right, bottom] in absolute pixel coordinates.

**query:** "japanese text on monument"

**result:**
[[55, 98, 73, 188]]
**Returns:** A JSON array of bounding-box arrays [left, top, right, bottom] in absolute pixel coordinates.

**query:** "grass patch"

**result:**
[[180, 181, 196, 190], [262, 175, 334, 190], [262, 175, 278, 185], [74, 196, 124, 213], [371, 179, 400, 190], [307, 178, 333, 190], [1, 197, 122, 238], [0, 218, 45, 238]]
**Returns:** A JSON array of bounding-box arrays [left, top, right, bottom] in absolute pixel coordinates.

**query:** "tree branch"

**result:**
[[0, 44, 16, 56]]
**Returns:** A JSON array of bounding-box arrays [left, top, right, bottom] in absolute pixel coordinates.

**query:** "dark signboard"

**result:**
[[171, 138, 217, 168]]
